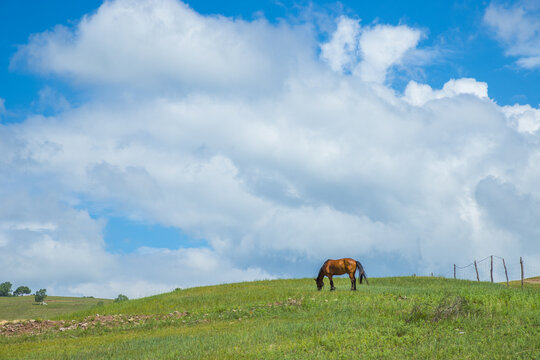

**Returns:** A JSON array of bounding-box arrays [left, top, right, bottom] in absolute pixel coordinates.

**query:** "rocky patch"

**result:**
[[0, 311, 188, 336]]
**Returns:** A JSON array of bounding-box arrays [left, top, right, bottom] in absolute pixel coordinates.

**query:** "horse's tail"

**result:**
[[356, 261, 369, 285]]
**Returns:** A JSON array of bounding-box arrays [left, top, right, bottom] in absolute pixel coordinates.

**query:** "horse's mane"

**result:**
[[316, 265, 325, 281]]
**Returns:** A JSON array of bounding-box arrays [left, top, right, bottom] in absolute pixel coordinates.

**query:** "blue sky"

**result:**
[[1, 0, 540, 298]]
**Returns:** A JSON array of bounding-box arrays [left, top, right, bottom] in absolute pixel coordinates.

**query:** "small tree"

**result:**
[[14, 286, 31, 296], [34, 289, 47, 303], [0, 282, 12, 296], [114, 294, 128, 302]]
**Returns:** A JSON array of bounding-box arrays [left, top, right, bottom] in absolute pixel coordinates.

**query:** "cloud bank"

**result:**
[[2, 0, 540, 297]]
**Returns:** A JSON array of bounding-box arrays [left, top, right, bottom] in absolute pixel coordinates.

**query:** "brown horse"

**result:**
[[314, 258, 368, 291]]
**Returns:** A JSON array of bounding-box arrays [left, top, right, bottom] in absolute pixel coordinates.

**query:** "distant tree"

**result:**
[[34, 289, 47, 303], [114, 294, 129, 302], [0, 282, 12, 296], [14, 286, 31, 296]]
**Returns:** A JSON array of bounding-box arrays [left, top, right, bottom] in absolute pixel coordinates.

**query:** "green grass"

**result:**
[[0, 296, 112, 321], [1, 277, 538, 359]]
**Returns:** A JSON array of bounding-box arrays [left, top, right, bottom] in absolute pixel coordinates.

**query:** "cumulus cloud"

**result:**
[[2, 0, 540, 297], [355, 24, 422, 83], [320, 17, 423, 83], [501, 103, 540, 133], [12, 0, 315, 95], [484, 2, 540, 69], [320, 16, 361, 73], [404, 78, 489, 106]]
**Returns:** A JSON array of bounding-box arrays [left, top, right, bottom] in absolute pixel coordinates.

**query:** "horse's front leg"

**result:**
[[329, 275, 335, 291]]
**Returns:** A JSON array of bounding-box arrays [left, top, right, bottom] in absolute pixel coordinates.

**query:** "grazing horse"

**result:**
[[314, 258, 368, 291]]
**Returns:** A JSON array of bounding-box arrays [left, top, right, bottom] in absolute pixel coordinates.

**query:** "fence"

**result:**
[[451, 255, 540, 288]]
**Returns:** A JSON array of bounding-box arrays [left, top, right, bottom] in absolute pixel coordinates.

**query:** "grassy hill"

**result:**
[[0, 277, 538, 359]]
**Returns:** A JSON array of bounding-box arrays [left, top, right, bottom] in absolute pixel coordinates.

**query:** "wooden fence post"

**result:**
[[520, 257, 524, 289], [490, 255, 493, 283], [454, 264, 456, 279], [502, 258, 509, 287], [474, 260, 480, 282]]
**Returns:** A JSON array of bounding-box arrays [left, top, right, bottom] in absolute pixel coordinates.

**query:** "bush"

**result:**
[[0, 282, 12, 296], [114, 294, 129, 302], [35, 289, 47, 303]]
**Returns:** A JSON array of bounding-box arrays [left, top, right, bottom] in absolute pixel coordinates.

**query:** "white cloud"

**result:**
[[2, 0, 540, 297], [0, 188, 273, 298], [67, 247, 274, 299], [484, 2, 540, 69], [320, 18, 423, 83], [502, 103, 540, 133], [0, 221, 57, 231], [0, 191, 112, 286], [355, 24, 422, 83], [320, 16, 361, 73], [12, 0, 315, 95], [404, 78, 489, 106]]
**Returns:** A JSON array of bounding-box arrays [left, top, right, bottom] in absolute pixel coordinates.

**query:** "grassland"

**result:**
[[0, 296, 112, 321], [507, 275, 540, 290], [0, 277, 538, 359]]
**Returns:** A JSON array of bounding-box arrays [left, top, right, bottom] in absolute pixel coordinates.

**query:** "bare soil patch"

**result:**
[[0, 311, 188, 336]]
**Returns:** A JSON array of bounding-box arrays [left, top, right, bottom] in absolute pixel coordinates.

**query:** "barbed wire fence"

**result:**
[[447, 255, 540, 288]]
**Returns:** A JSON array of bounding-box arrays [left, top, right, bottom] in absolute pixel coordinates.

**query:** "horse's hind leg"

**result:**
[[349, 272, 356, 290], [329, 275, 335, 291]]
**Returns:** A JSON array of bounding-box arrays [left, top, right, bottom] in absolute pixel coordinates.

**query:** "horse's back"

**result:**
[[325, 258, 354, 264], [325, 258, 356, 274]]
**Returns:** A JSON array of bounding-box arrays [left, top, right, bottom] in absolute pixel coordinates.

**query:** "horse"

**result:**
[[314, 258, 368, 291]]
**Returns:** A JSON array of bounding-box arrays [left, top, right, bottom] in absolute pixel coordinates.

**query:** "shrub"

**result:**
[[405, 304, 428, 323], [114, 294, 129, 302], [35, 289, 47, 303], [432, 296, 473, 322]]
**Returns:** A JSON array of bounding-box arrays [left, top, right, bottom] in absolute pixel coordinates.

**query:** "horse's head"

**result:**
[[314, 278, 323, 291]]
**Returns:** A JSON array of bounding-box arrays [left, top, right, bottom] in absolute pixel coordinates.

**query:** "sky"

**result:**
[[1, 0, 540, 298]]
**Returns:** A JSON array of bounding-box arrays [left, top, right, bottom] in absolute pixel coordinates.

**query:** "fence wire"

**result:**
[[452, 255, 535, 283]]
